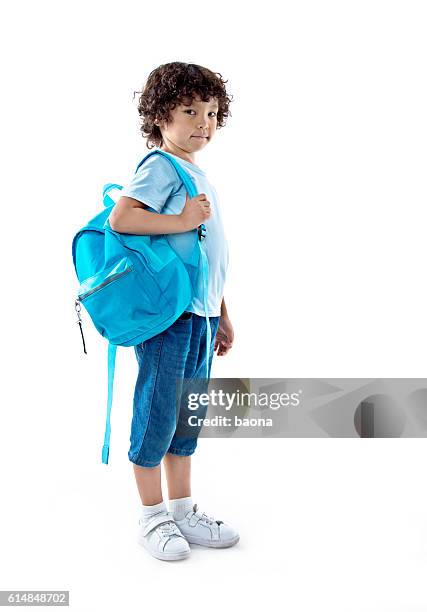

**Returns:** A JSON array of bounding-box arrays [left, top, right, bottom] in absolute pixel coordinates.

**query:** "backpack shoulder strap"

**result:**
[[101, 342, 117, 464], [134, 149, 198, 198]]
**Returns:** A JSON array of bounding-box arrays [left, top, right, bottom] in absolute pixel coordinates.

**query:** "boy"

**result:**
[[109, 62, 239, 561]]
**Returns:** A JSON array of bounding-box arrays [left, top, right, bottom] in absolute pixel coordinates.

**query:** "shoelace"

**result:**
[[192, 503, 223, 526], [157, 521, 182, 538]]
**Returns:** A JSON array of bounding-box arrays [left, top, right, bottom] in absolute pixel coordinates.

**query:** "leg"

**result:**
[[128, 318, 192, 468], [134, 462, 192, 562], [167, 315, 220, 456], [163, 454, 191, 500], [132, 463, 162, 505]]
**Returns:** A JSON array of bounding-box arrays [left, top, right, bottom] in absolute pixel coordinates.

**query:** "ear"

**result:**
[[155, 116, 169, 130]]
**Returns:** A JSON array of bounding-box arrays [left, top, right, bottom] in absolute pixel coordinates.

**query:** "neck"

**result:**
[[160, 144, 197, 167]]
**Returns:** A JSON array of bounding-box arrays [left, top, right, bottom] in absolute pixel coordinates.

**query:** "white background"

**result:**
[[1, 1, 427, 610]]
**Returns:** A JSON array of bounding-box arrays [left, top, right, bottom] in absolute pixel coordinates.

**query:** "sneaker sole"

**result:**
[[138, 535, 191, 561], [184, 534, 240, 548]]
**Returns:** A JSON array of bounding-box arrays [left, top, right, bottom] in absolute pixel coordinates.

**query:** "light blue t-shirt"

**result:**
[[121, 150, 229, 317]]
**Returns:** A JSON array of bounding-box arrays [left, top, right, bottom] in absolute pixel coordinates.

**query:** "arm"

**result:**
[[109, 193, 211, 235], [220, 296, 228, 318], [215, 297, 234, 356], [109, 196, 187, 235]]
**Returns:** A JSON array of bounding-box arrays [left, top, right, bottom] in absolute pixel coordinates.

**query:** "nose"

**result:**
[[198, 116, 209, 130]]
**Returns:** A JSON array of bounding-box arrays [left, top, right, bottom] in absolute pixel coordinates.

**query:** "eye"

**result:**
[[183, 110, 217, 117]]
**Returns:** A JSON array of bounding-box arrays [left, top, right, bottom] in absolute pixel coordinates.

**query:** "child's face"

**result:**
[[157, 94, 219, 154]]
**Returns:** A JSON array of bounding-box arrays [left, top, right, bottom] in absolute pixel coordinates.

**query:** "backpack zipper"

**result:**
[[78, 266, 133, 301], [75, 297, 87, 354], [75, 265, 133, 354]]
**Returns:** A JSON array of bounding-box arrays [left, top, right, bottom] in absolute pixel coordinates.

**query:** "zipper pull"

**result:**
[[75, 298, 87, 354]]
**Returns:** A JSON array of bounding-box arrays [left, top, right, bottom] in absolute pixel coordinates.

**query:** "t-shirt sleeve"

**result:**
[[120, 154, 181, 213]]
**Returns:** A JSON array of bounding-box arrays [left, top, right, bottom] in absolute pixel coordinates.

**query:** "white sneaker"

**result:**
[[138, 511, 191, 561], [174, 503, 240, 548]]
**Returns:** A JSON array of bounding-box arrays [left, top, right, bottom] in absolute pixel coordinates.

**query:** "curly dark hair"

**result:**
[[133, 62, 233, 149]]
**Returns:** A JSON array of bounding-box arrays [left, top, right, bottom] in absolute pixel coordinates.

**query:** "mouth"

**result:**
[[192, 136, 209, 139]]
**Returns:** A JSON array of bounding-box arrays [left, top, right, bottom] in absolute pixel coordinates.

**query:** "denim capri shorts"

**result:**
[[128, 312, 220, 467]]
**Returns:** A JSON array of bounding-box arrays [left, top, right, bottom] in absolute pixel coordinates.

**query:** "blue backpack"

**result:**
[[71, 150, 211, 465]]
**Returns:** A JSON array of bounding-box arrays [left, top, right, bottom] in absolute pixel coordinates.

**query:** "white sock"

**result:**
[[140, 500, 167, 523], [169, 496, 193, 520]]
